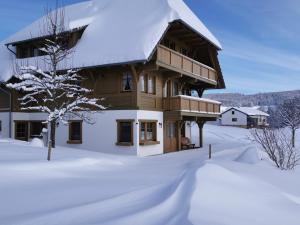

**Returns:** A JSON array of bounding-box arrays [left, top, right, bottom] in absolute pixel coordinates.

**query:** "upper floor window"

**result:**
[[232, 118, 238, 122], [148, 75, 156, 94], [122, 72, 133, 92], [232, 111, 235, 115], [172, 81, 179, 96], [140, 73, 147, 93]]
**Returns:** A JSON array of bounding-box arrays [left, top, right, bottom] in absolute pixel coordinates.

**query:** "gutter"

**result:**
[[0, 84, 12, 138]]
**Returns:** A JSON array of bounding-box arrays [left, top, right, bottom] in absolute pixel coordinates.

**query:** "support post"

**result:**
[[196, 121, 204, 148], [209, 144, 212, 159]]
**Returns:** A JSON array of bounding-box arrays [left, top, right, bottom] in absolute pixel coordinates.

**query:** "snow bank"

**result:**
[[189, 163, 300, 225], [235, 147, 260, 164], [29, 138, 44, 148], [1, 125, 300, 225]]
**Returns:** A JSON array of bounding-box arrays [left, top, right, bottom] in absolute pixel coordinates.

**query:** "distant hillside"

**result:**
[[204, 90, 300, 107]]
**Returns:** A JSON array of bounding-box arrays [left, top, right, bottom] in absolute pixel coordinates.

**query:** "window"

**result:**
[[30, 122, 46, 138], [232, 111, 235, 115], [140, 73, 147, 93], [148, 75, 156, 94], [116, 120, 134, 146], [232, 118, 238, 122], [0, 121, 2, 132], [139, 121, 159, 145], [68, 121, 82, 144], [172, 81, 179, 96], [15, 122, 28, 141], [122, 72, 133, 91], [167, 122, 176, 138]]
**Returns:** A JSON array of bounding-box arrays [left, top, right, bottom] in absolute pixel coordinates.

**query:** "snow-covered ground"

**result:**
[[0, 125, 299, 225]]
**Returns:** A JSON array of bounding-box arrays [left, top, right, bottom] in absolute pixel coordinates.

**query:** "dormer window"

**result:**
[[122, 72, 133, 92]]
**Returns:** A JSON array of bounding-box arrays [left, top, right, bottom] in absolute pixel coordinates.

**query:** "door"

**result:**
[[164, 121, 178, 153]]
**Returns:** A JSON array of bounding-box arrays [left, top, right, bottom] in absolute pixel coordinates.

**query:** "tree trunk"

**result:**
[[292, 128, 295, 148], [51, 120, 56, 148]]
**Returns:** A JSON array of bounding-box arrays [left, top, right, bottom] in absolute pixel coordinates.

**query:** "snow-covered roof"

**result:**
[[0, 0, 222, 82], [222, 107, 269, 117]]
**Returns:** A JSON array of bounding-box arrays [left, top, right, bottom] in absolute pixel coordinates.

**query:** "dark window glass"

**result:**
[[30, 122, 45, 137], [70, 122, 82, 141], [122, 72, 133, 91], [16, 122, 27, 139], [232, 111, 235, 115], [232, 118, 238, 122], [119, 122, 132, 143]]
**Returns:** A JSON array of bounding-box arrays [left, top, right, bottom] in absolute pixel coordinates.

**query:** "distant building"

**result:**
[[220, 107, 269, 128]]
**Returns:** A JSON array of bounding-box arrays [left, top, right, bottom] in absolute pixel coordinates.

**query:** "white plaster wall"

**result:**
[[221, 110, 247, 126], [136, 110, 164, 157], [56, 110, 139, 155], [0, 112, 10, 138], [10, 110, 165, 157]]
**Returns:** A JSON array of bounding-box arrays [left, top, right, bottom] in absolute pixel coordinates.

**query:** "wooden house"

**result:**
[[0, 0, 225, 156]]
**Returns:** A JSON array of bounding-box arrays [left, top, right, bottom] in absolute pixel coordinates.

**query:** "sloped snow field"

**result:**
[[0, 125, 300, 225]]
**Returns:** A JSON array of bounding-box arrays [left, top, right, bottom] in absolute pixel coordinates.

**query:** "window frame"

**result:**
[[67, 121, 83, 144], [30, 121, 46, 138], [121, 72, 134, 92], [116, 119, 134, 146], [139, 120, 160, 145], [140, 73, 148, 93], [232, 118, 238, 122], [147, 74, 156, 95], [14, 121, 28, 141]]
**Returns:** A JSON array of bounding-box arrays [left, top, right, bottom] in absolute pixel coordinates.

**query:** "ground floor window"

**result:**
[[30, 121, 46, 138], [15, 121, 28, 141], [116, 120, 134, 146], [232, 118, 238, 122], [139, 120, 159, 145], [68, 121, 82, 144]]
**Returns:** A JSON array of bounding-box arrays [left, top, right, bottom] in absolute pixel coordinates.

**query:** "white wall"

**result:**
[[10, 110, 165, 156], [0, 112, 10, 138], [221, 109, 247, 126]]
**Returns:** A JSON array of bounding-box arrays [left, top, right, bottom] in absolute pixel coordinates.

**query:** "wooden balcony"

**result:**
[[156, 45, 217, 85], [163, 95, 221, 118]]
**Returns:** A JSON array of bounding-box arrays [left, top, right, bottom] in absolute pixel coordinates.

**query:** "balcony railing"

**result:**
[[163, 95, 221, 115], [157, 45, 217, 85]]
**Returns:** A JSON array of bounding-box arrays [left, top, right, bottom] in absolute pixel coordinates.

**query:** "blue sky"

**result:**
[[0, 0, 299, 94]]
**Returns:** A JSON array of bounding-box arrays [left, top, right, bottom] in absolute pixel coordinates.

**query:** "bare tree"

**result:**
[[251, 128, 300, 170], [278, 98, 300, 147], [7, 4, 105, 160]]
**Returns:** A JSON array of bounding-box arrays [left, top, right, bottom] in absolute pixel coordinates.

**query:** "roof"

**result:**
[[222, 107, 269, 117], [0, 0, 222, 82]]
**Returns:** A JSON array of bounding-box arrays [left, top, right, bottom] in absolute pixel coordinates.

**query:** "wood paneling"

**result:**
[[163, 96, 221, 115], [157, 45, 217, 85]]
